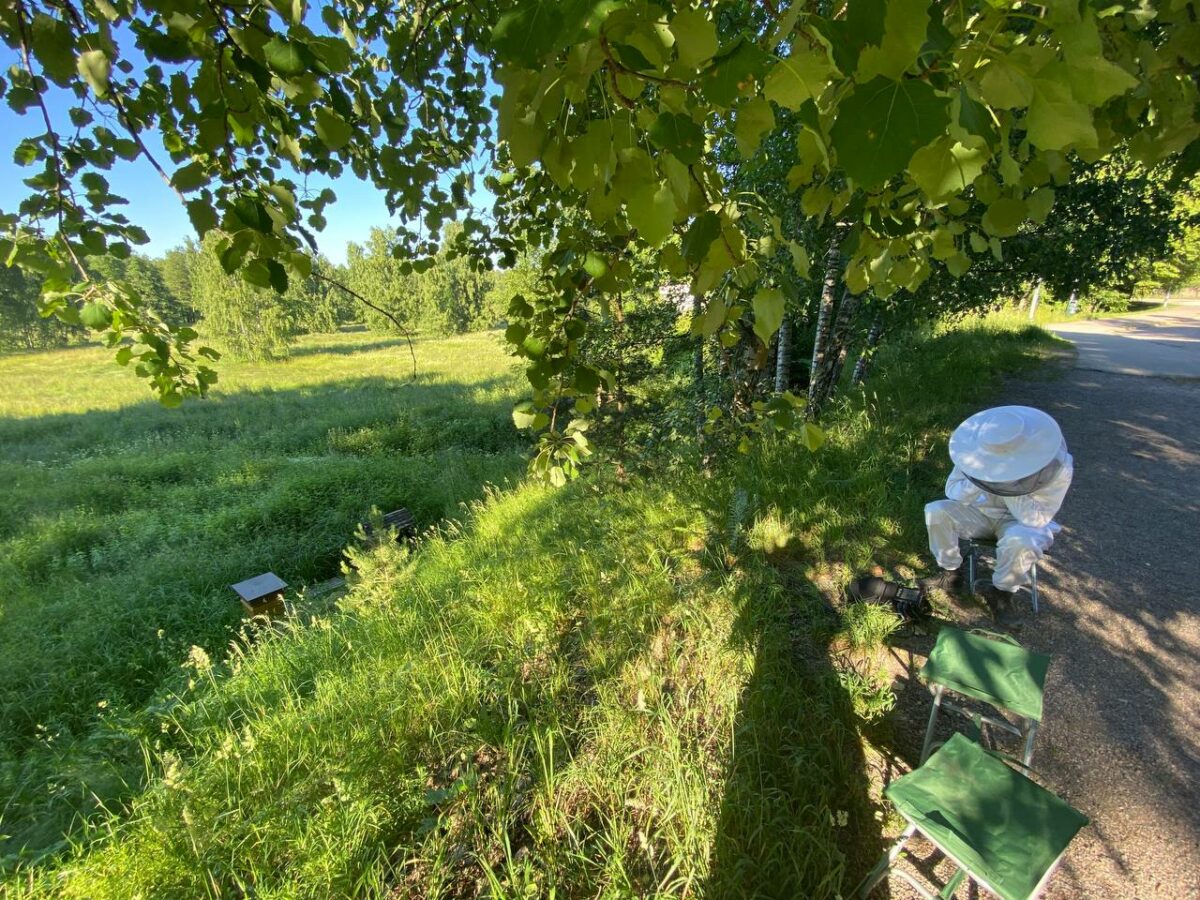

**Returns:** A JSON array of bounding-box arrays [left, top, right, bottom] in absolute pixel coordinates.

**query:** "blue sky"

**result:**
[[0, 49, 495, 266]]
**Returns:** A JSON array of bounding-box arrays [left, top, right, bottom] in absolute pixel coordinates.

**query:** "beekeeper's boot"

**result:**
[[980, 585, 1023, 630], [918, 568, 965, 597]]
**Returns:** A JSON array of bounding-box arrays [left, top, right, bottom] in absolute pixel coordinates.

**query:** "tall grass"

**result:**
[[0, 330, 527, 869], [2, 317, 1064, 896]]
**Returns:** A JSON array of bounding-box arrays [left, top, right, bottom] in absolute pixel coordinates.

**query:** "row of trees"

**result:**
[[0, 228, 532, 358]]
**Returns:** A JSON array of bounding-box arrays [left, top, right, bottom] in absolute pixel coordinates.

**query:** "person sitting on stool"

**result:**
[[921, 406, 1073, 626]]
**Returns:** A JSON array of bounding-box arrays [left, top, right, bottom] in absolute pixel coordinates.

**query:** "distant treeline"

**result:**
[[0, 223, 533, 359]]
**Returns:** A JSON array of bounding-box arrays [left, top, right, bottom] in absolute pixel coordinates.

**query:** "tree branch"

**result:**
[[14, 0, 88, 281], [312, 271, 418, 379]]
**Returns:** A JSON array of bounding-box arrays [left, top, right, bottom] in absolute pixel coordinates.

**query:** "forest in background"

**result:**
[[0, 223, 539, 358]]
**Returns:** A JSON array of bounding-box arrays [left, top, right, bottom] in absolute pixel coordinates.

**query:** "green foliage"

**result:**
[[0, 265, 81, 351], [344, 224, 501, 337], [0, 330, 526, 872], [187, 237, 349, 359], [189, 235, 297, 360], [1, 0, 1195, 470], [86, 252, 194, 327]]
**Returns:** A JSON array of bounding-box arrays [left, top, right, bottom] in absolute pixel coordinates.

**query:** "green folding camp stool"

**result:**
[[920, 626, 1050, 767], [857, 733, 1088, 900]]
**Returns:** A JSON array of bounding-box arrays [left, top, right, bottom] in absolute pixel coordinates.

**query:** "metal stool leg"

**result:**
[[1023, 718, 1040, 767], [920, 684, 946, 764], [856, 822, 918, 898], [1030, 563, 1039, 614], [965, 542, 978, 596]]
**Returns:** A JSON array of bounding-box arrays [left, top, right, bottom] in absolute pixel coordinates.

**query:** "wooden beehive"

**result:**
[[231, 572, 288, 618], [360, 507, 417, 543]]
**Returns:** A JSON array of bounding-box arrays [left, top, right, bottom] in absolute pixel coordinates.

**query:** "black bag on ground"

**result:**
[[849, 575, 930, 622]]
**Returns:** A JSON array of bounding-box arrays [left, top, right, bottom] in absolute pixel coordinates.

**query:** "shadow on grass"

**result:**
[[706, 575, 882, 898], [286, 335, 421, 357]]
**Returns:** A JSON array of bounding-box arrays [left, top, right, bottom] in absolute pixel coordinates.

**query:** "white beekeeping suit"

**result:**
[[925, 406, 1073, 593]]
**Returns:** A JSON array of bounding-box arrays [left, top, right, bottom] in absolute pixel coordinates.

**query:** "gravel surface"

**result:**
[[996, 368, 1200, 899], [1047, 299, 1200, 379], [869, 363, 1200, 899]]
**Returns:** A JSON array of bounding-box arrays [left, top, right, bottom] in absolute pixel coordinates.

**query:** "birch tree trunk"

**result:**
[[821, 288, 863, 393], [806, 229, 843, 419], [851, 317, 882, 385], [1027, 278, 1044, 322], [692, 291, 705, 441], [774, 316, 790, 392]]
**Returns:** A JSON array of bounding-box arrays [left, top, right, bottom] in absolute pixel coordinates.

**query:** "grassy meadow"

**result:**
[[0, 329, 528, 870], [0, 316, 1064, 897]]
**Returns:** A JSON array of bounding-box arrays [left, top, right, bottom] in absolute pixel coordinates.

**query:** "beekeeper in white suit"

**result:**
[[921, 406, 1073, 625]]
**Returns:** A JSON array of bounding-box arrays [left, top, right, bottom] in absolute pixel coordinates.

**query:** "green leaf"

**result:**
[[80, 301, 110, 329], [492, 1, 563, 65], [978, 57, 1034, 110], [829, 77, 950, 189], [171, 162, 207, 192], [1065, 57, 1138, 107], [30, 14, 76, 84], [856, 0, 930, 81], [1027, 186, 1055, 223], [670, 7, 717, 69], [681, 211, 721, 264], [734, 96, 775, 157], [186, 199, 218, 235], [583, 252, 608, 278], [612, 42, 653, 72], [512, 400, 548, 430], [77, 50, 111, 98], [13, 141, 39, 166], [698, 298, 727, 337], [268, 0, 306, 26], [242, 260, 273, 288], [799, 421, 825, 452], [764, 44, 837, 110], [1027, 78, 1097, 151], [789, 241, 810, 278], [752, 287, 785, 345], [945, 251, 971, 276], [981, 197, 1026, 237], [626, 181, 676, 247], [264, 37, 307, 77], [701, 38, 769, 108], [908, 135, 989, 204], [314, 107, 353, 150], [648, 112, 705, 165]]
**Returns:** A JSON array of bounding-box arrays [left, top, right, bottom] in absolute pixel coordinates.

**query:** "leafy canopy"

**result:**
[[1, 0, 1197, 473]]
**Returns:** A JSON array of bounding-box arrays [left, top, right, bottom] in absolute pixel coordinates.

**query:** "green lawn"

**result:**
[[2, 317, 1064, 897], [0, 329, 527, 870]]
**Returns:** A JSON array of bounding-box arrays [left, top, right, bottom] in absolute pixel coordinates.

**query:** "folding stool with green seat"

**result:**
[[920, 625, 1050, 766], [857, 733, 1088, 899]]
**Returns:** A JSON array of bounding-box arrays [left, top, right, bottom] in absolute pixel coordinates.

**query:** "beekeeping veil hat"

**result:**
[[949, 406, 1064, 483]]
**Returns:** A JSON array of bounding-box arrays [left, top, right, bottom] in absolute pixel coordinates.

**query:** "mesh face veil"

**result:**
[[964, 455, 1064, 497]]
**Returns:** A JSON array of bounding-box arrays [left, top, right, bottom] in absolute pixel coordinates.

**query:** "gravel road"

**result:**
[[999, 366, 1200, 898]]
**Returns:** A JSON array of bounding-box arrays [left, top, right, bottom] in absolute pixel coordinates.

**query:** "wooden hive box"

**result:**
[[361, 507, 417, 542], [231, 572, 288, 618]]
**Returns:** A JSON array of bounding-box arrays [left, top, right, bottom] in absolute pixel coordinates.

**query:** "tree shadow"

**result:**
[[705, 573, 883, 898], [702, 436, 932, 897], [287, 335, 421, 357]]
